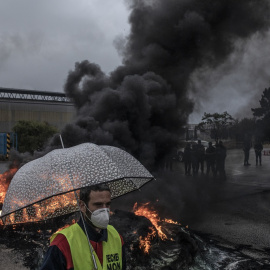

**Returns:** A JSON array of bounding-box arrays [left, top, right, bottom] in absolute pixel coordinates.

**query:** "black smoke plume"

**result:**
[[57, 0, 270, 169]]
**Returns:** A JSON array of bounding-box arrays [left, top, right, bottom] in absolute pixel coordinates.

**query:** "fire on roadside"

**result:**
[[2, 192, 78, 225], [133, 202, 182, 254], [1, 169, 80, 225], [0, 167, 19, 206]]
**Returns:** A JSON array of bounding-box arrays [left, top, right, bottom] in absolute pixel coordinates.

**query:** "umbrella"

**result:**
[[1, 142, 154, 225]]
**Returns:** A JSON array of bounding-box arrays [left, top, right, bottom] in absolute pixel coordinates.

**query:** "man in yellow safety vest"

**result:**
[[40, 184, 126, 270]]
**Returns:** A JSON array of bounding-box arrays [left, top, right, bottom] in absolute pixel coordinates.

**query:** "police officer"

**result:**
[[190, 143, 199, 176], [196, 140, 205, 174], [254, 140, 263, 166], [183, 143, 192, 175], [243, 135, 252, 166], [205, 142, 216, 176], [216, 140, 227, 180]]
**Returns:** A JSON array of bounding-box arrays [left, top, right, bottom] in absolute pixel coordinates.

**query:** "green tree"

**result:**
[[251, 87, 270, 141], [197, 111, 235, 142], [12, 120, 58, 154]]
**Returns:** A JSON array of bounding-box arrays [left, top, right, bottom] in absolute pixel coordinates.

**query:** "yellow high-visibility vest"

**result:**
[[51, 223, 122, 270]]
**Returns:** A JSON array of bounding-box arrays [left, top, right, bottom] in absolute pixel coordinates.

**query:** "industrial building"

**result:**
[[0, 87, 76, 133]]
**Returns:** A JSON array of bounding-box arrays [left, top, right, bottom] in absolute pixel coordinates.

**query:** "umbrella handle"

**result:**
[[59, 134, 65, 149], [78, 210, 98, 270], [59, 134, 98, 270]]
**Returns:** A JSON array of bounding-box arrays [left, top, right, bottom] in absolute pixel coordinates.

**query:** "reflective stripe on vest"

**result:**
[[51, 223, 122, 270]]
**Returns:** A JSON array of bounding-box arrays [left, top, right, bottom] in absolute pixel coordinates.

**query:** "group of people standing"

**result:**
[[181, 137, 265, 179], [182, 140, 227, 179]]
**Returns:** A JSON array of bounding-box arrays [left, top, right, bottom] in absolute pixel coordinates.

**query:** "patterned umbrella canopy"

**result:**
[[1, 143, 154, 225]]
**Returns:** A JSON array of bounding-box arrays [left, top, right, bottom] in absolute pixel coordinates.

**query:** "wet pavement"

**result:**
[[115, 148, 270, 261], [165, 148, 270, 260], [226, 148, 270, 189]]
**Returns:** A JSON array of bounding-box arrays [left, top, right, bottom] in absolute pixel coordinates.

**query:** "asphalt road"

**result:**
[[168, 148, 270, 259], [190, 148, 270, 258], [113, 148, 270, 261]]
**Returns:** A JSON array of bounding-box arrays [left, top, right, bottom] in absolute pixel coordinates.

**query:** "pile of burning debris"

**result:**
[[1, 203, 270, 270], [1, 165, 270, 269]]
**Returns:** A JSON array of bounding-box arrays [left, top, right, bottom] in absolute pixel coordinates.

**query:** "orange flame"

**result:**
[[1, 170, 81, 225], [2, 191, 79, 225], [0, 167, 19, 205], [133, 202, 167, 240], [133, 202, 181, 254], [0, 167, 82, 227], [138, 226, 156, 254]]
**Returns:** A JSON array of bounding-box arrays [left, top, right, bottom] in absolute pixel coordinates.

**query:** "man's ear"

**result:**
[[79, 200, 86, 213]]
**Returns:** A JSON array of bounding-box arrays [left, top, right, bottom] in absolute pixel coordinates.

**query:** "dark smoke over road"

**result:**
[[58, 0, 270, 169]]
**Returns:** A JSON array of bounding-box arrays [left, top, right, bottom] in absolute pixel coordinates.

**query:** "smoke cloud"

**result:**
[[57, 0, 270, 169]]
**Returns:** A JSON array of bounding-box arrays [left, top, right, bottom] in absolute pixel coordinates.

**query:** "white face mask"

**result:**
[[84, 204, 110, 229]]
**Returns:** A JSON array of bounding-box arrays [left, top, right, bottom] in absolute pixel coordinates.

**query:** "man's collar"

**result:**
[[78, 218, 108, 242]]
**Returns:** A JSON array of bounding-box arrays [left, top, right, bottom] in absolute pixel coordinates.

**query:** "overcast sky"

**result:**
[[0, 0, 129, 91], [1, 0, 270, 123]]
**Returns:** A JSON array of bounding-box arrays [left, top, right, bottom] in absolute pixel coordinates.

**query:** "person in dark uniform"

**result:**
[[183, 143, 192, 175], [196, 140, 205, 174], [205, 142, 216, 176], [254, 140, 263, 166], [215, 140, 227, 180], [243, 136, 252, 166], [190, 143, 199, 176]]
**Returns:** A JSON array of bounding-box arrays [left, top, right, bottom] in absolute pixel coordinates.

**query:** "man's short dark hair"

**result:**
[[80, 184, 111, 204]]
